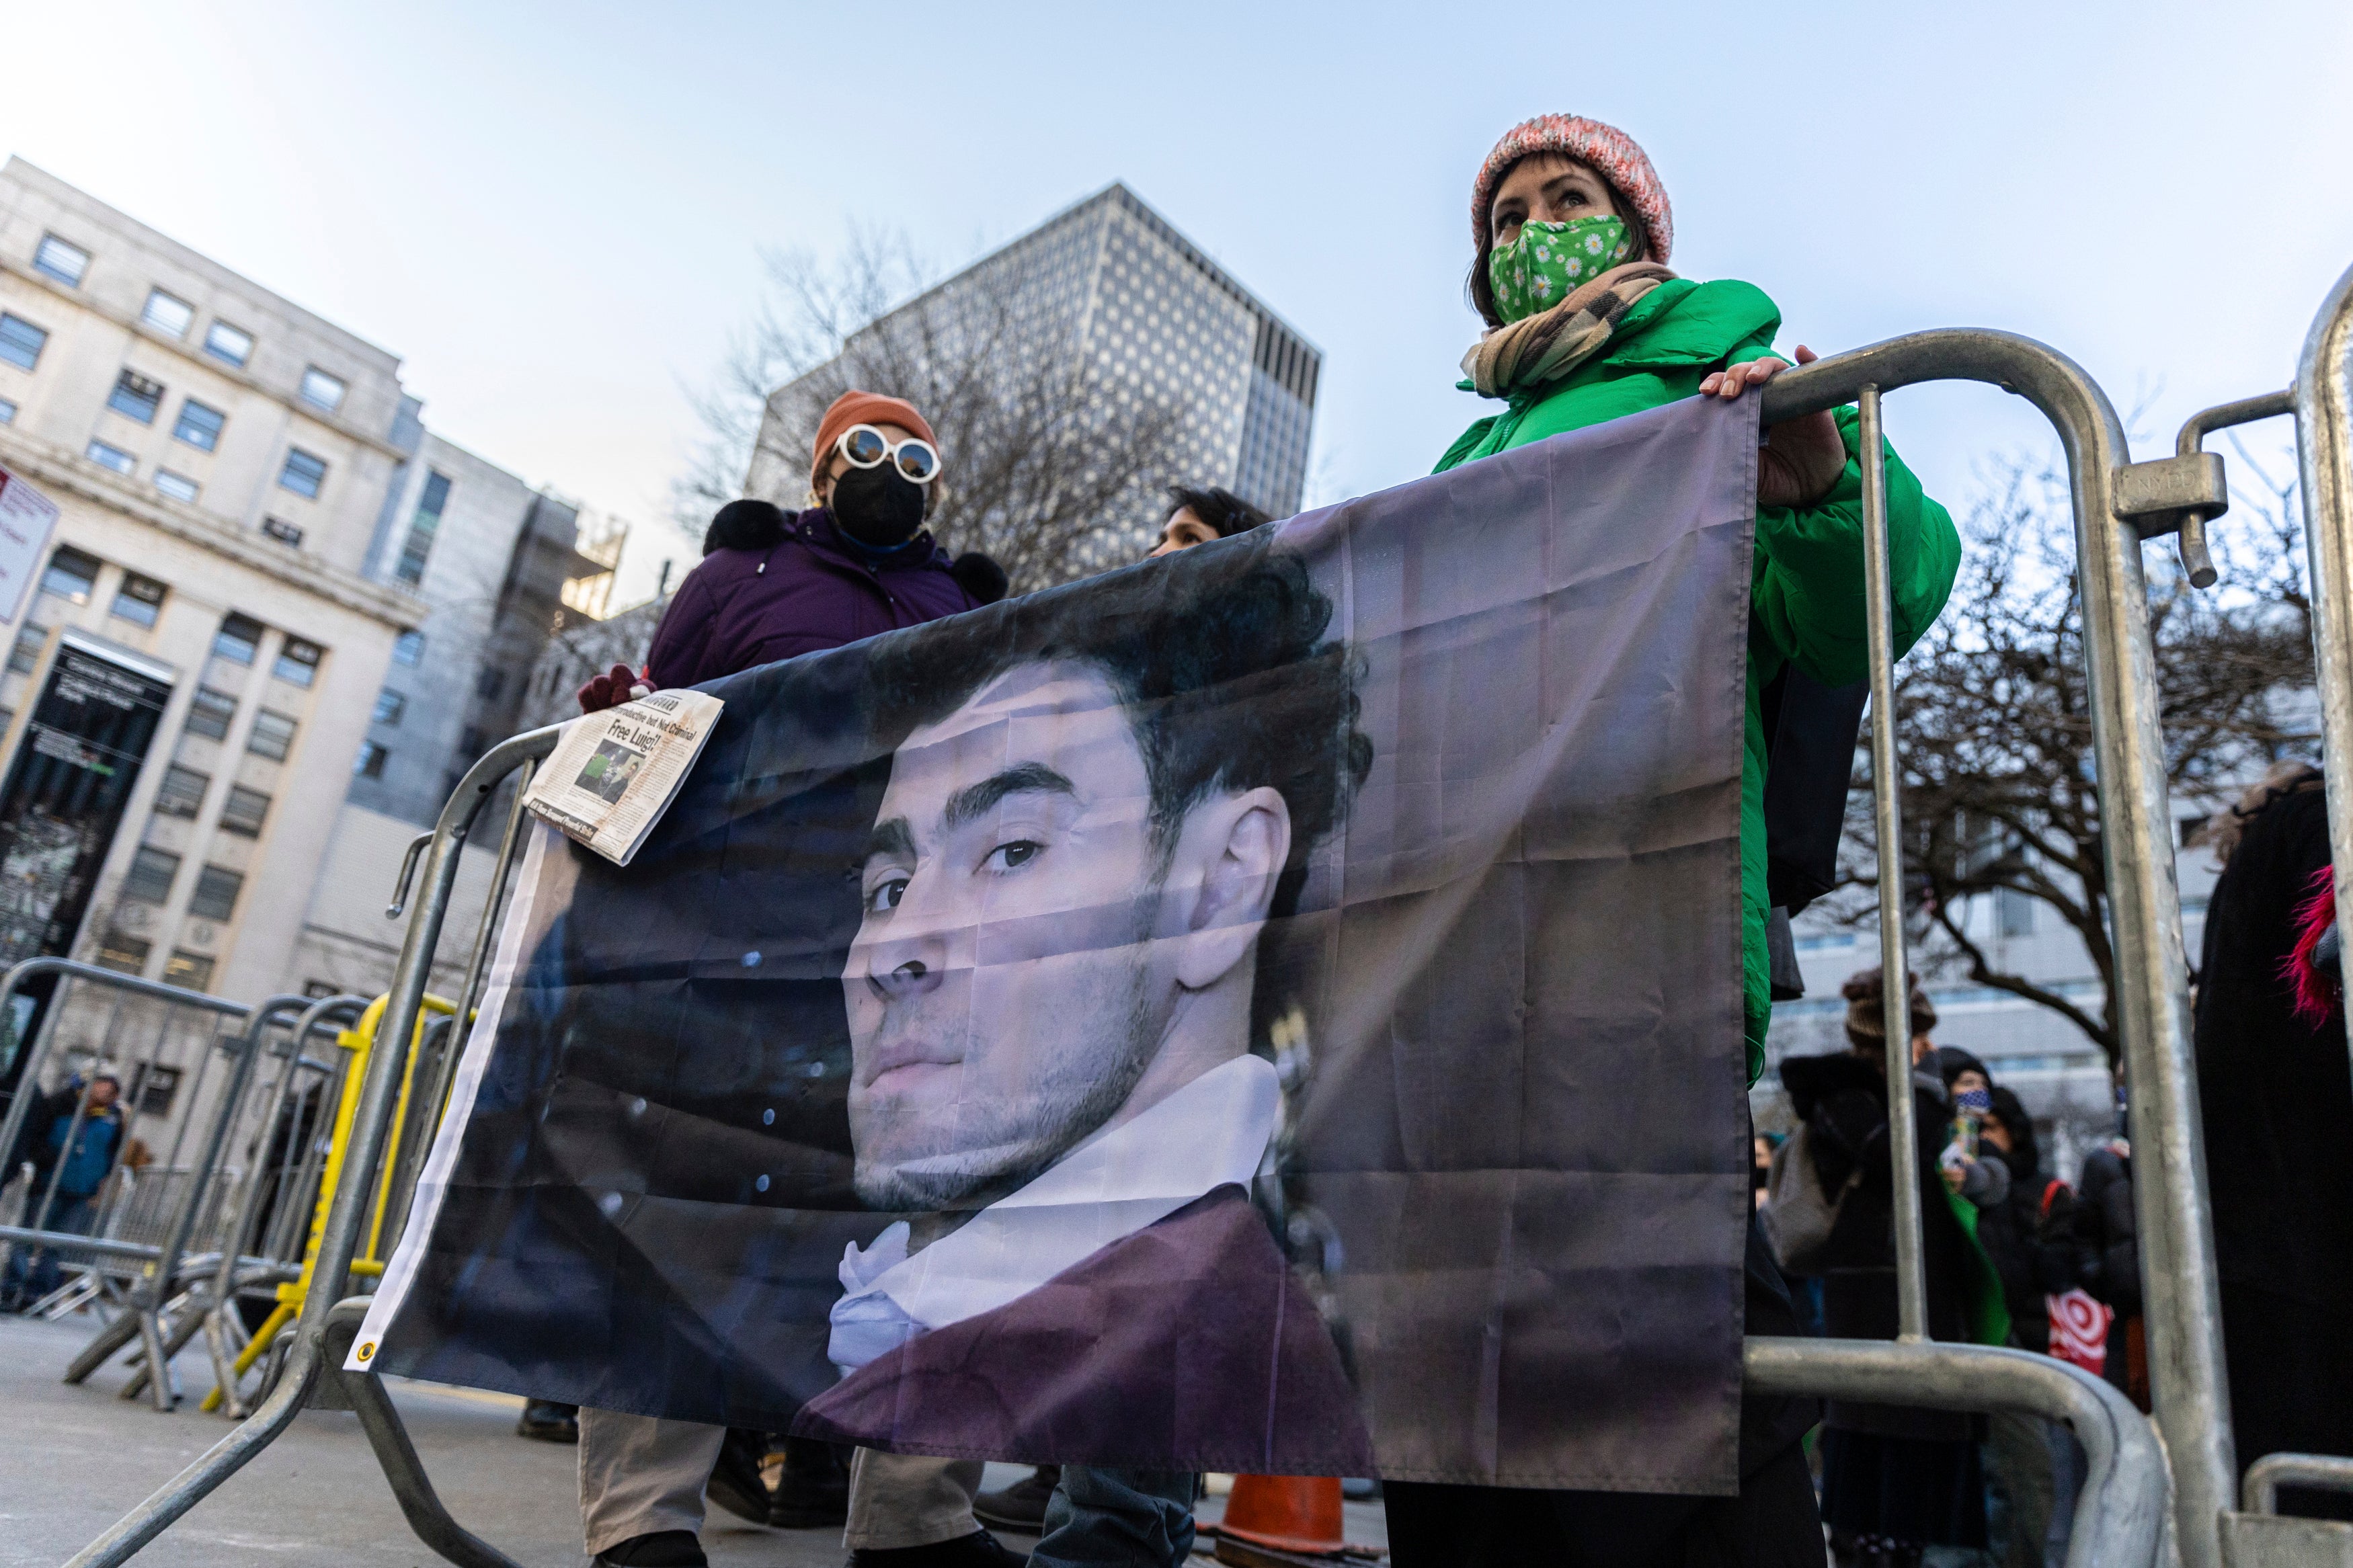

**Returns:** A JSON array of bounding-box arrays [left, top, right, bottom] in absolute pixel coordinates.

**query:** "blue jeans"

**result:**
[[3, 1192, 95, 1305], [1031, 1467, 1196, 1568]]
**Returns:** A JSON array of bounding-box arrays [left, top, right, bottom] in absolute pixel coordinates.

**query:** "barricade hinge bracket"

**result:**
[[2114, 451, 2229, 588], [2113, 452, 2227, 538]]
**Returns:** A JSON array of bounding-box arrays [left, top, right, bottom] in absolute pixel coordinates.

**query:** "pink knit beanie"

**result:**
[[1470, 114, 1673, 264]]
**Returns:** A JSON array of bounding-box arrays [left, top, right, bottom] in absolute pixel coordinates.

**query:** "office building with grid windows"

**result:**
[[0, 158, 625, 1017], [748, 183, 1320, 573]]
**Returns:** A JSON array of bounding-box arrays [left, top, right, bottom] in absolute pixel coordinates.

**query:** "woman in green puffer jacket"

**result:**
[[1382, 114, 1964, 1568]]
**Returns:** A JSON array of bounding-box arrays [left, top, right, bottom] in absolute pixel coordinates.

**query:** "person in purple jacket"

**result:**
[[571, 390, 1019, 1568], [577, 389, 1005, 716]]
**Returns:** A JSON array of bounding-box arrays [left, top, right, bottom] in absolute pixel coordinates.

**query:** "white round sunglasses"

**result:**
[[836, 423, 943, 486]]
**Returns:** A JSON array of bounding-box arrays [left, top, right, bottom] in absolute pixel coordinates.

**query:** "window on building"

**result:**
[[9, 624, 46, 674], [85, 440, 135, 475], [1998, 886, 2038, 938], [372, 688, 405, 726], [395, 472, 451, 585], [188, 865, 242, 921], [247, 710, 296, 761], [302, 979, 338, 999], [202, 321, 253, 368], [391, 629, 424, 665], [33, 235, 89, 287], [40, 546, 99, 604], [184, 687, 237, 741], [95, 931, 151, 975], [124, 845, 182, 903], [0, 398, 15, 424], [0, 313, 48, 371], [219, 785, 270, 837], [272, 637, 321, 687], [260, 517, 303, 547], [153, 470, 199, 505], [278, 448, 327, 498], [213, 614, 264, 665], [153, 764, 208, 818], [354, 740, 389, 779], [475, 666, 505, 700], [141, 290, 194, 338], [110, 573, 167, 627], [173, 399, 225, 451], [108, 369, 165, 424], [458, 726, 485, 756], [163, 951, 216, 991], [298, 368, 346, 413]]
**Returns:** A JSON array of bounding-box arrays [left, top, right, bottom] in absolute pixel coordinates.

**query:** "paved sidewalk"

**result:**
[[0, 1310, 1385, 1566]]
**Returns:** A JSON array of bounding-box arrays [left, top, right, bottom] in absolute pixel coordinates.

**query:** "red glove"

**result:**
[[577, 663, 653, 714]]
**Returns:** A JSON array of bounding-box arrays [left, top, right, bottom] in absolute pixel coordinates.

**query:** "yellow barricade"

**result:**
[[202, 990, 459, 1411]]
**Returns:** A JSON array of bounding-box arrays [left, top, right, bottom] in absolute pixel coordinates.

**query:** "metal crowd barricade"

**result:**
[[2161, 257, 2353, 1565], [197, 993, 368, 1419], [197, 988, 463, 1419], [56, 322, 2243, 1568], [0, 960, 274, 1407]]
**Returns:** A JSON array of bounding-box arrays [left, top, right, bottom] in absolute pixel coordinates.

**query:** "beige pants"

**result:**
[[577, 1411, 723, 1557], [843, 1447, 986, 1551], [576, 1409, 982, 1556]]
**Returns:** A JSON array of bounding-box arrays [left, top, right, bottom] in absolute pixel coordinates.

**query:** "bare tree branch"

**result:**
[[1829, 442, 2313, 1068], [682, 228, 1187, 593]]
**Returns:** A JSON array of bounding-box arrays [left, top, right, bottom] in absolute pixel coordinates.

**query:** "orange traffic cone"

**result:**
[[1209, 1474, 1379, 1565]]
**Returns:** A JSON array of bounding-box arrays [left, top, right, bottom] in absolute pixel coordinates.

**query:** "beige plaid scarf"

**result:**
[[1461, 261, 1679, 400]]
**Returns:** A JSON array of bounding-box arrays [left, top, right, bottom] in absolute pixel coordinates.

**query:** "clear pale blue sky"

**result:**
[[6, 1, 2349, 602]]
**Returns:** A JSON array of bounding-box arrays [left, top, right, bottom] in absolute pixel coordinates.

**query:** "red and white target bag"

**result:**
[[2046, 1287, 2113, 1374]]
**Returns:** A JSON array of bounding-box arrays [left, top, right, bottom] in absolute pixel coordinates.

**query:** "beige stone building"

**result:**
[[0, 157, 421, 1003]]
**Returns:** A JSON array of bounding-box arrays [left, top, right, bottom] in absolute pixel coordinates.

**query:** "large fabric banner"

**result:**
[[354, 394, 1760, 1491]]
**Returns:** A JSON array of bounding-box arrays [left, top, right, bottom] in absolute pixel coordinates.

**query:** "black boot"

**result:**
[[514, 1399, 578, 1443], [594, 1530, 706, 1567], [769, 1436, 850, 1528], [973, 1465, 1060, 1532], [848, 1528, 1028, 1566], [706, 1427, 774, 1524]]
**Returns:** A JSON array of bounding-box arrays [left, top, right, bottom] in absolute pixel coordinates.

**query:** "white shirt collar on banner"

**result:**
[[827, 1052, 1279, 1374]]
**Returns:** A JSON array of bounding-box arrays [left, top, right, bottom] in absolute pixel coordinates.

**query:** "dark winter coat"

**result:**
[[2073, 1147, 2139, 1322], [1780, 1049, 1985, 1440], [1969, 1094, 2079, 1352], [645, 508, 982, 689], [2193, 779, 2353, 1505]]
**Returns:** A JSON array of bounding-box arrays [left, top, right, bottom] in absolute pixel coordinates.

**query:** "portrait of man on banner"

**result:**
[[790, 536, 1377, 1468], [355, 393, 1760, 1493]]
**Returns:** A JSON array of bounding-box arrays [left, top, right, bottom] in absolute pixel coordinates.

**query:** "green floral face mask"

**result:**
[[1487, 215, 1633, 324]]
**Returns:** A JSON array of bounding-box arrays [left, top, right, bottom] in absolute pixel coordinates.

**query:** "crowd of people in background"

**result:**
[[1750, 747, 2353, 1568], [1768, 974, 2141, 1568]]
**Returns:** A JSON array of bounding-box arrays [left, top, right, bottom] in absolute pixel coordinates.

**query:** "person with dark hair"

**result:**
[[978, 489, 1289, 1547], [788, 534, 1377, 1561], [1779, 973, 2006, 1568], [2071, 1125, 2141, 1406], [1383, 110, 1960, 1568], [1148, 483, 1271, 556], [2192, 762, 2353, 1520], [1969, 1081, 2082, 1568]]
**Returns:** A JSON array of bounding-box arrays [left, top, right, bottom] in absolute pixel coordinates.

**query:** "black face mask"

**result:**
[[830, 465, 927, 549]]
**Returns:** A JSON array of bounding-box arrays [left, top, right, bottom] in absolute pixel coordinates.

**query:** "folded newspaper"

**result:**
[[522, 690, 723, 866]]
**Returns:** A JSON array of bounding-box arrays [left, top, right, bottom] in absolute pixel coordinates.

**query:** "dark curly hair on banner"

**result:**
[[866, 530, 1371, 911]]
